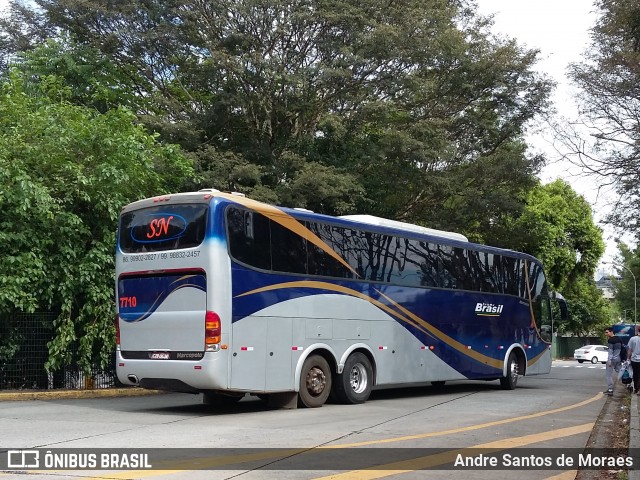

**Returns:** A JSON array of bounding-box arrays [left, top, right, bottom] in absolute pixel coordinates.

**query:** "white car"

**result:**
[[574, 345, 609, 364]]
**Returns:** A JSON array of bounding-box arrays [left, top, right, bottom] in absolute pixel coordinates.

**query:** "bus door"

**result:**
[[229, 316, 293, 391]]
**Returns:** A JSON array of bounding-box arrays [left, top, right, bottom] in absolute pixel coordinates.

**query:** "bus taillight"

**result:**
[[205, 311, 221, 351], [115, 314, 121, 350]]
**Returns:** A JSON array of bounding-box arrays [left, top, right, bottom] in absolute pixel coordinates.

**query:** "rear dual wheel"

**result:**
[[333, 352, 373, 404], [298, 353, 374, 407]]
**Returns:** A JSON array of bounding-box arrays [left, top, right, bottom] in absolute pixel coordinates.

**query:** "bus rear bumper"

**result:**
[[116, 352, 227, 393]]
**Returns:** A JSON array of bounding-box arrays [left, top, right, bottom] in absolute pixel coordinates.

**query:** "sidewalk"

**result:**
[[0, 387, 161, 401]]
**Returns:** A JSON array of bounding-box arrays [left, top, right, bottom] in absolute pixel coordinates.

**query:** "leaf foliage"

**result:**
[[0, 70, 194, 370]]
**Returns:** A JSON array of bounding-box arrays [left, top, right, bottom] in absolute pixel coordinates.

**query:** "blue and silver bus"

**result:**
[[115, 190, 562, 408]]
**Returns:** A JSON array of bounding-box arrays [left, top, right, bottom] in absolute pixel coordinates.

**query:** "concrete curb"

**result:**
[[0, 388, 163, 402]]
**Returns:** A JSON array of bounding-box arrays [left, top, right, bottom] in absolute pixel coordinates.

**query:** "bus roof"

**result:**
[[121, 190, 541, 264], [339, 215, 468, 242]]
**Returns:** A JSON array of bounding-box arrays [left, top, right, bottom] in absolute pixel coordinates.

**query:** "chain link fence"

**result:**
[[0, 312, 119, 391]]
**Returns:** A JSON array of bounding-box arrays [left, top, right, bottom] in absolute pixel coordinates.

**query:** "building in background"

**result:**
[[596, 275, 619, 301]]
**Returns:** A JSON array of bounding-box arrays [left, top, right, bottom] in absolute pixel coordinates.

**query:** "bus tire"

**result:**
[[500, 352, 519, 390], [298, 355, 332, 408], [334, 352, 373, 404]]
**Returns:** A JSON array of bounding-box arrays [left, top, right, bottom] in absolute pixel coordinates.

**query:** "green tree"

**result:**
[[566, 0, 640, 236], [496, 179, 604, 292], [0, 0, 552, 225], [611, 242, 640, 323], [14, 37, 151, 114], [558, 278, 613, 336], [0, 70, 194, 371], [490, 180, 607, 334]]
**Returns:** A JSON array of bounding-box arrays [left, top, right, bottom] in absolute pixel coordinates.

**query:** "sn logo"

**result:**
[[146, 216, 174, 239]]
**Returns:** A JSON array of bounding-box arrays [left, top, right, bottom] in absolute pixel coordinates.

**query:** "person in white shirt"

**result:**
[[626, 326, 640, 394]]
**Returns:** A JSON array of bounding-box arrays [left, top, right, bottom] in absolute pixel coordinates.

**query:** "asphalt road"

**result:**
[[0, 360, 611, 480]]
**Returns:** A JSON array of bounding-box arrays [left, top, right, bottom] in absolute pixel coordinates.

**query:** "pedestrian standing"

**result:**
[[604, 327, 623, 395], [627, 326, 640, 394]]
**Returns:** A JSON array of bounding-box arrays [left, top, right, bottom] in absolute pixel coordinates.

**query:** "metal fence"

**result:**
[[0, 312, 119, 391]]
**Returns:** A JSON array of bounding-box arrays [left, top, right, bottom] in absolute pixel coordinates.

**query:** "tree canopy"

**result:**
[[489, 180, 607, 333], [0, 0, 552, 234], [566, 0, 640, 236], [611, 242, 640, 323], [497, 180, 604, 292], [0, 0, 610, 366]]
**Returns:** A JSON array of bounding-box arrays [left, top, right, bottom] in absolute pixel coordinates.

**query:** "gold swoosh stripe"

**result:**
[[237, 280, 504, 369], [218, 193, 358, 276], [236, 280, 431, 340]]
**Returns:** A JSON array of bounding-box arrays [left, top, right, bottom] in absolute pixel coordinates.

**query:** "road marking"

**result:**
[[557, 365, 604, 369], [311, 423, 594, 480], [322, 393, 602, 448], [82, 393, 603, 478]]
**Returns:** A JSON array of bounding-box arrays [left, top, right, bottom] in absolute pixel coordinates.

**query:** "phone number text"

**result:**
[[122, 251, 201, 263]]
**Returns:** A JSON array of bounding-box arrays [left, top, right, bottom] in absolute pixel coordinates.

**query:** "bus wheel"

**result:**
[[500, 352, 519, 390], [299, 355, 332, 408], [334, 353, 373, 404]]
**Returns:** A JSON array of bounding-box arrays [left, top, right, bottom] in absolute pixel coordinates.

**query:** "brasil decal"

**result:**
[[475, 303, 504, 316]]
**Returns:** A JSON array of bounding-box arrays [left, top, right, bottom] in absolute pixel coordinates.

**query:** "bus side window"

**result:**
[[307, 222, 353, 278], [271, 220, 307, 274], [227, 207, 271, 270], [438, 244, 456, 289], [533, 296, 553, 343]]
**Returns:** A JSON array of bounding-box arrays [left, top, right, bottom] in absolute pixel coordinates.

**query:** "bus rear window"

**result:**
[[119, 204, 208, 253]]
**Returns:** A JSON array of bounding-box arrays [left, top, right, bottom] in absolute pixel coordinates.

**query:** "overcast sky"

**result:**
[[474, 1, 630, 274], [475, 0, 597, 184]]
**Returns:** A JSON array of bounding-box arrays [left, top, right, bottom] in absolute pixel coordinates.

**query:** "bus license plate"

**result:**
[[149, 352, 170, 360]]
